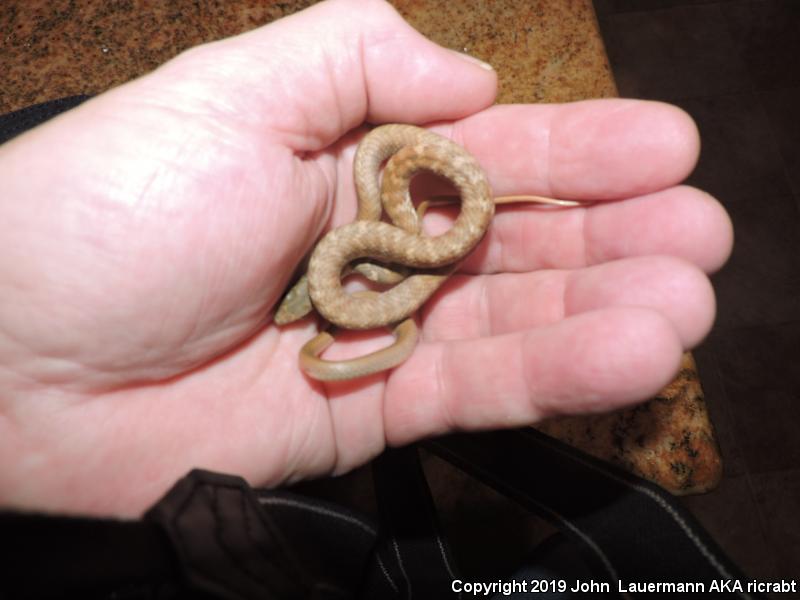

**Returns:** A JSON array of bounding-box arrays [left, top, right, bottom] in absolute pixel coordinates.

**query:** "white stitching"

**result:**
[[375, 550, 400, 594], [258, 496, 376, 536], [392, 535, 412, 599], [433, 531, 461, 598], [258, 495, 404, 592]]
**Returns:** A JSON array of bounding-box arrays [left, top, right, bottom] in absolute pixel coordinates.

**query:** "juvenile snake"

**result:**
[[274, 124, 578, 381]]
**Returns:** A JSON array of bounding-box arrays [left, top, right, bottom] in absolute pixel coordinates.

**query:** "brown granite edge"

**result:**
[[536, 354, 722, 495]]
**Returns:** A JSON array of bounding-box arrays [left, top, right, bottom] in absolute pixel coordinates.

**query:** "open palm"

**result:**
[[0, 0, 731, 517]]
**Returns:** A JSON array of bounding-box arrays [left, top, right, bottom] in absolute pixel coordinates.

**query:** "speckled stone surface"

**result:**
[[1, 1, 315, 112], [537, 353, 721, 494], [1, 0, 616, 112], [0, 0, 719, 494], [392, 0, 618, 103]]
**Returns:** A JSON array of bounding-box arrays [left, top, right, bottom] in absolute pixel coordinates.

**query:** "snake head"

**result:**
[[273, 274, 314, 325]]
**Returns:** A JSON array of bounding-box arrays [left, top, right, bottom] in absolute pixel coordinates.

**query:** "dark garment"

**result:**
[[2, 432, 761, 600], [0, 95, 91, 145]]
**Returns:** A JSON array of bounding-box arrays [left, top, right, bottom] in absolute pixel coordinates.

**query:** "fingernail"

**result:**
[[449, 48, 494, 71]]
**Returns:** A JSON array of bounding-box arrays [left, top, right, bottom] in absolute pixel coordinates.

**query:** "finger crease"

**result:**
[[478, 275, 493, 337], [433, 343, 456, 430], [356, 29, 371, 119]]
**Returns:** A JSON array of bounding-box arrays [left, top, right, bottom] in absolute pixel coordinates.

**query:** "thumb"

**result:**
[[147, 0, 497, 150]]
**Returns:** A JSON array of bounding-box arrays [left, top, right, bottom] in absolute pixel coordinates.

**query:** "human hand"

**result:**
[[0, 0, 731, 516]]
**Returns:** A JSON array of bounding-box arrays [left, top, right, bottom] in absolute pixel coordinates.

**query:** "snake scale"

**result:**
[[274, 124, 578, 381]]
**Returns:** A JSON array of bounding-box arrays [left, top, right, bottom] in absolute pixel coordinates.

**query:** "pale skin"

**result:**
[[0, 0, 732, 517]]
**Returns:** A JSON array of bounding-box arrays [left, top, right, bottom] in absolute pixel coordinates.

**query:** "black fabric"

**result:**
[[425, 428, 764, 599], [144, 470, 310, 599], [0, 510, 180, 599], [1, 470, 384, 600], [255, 489, 379, 597], [0, 95, 91, 144], [145, 469, 379, 600], [365, 446, 461, 598]]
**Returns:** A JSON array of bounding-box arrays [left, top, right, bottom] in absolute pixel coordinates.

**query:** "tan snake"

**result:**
[[274, 124, 579, 381]]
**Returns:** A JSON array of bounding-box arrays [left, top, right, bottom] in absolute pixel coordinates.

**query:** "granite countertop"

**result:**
[[0, 0, 721, 494]]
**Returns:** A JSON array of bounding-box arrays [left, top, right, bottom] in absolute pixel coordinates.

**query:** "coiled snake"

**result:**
[[274, 124, 578, 381]]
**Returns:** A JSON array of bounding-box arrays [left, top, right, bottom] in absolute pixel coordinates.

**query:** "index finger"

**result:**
[[443, 100, 700, 201]]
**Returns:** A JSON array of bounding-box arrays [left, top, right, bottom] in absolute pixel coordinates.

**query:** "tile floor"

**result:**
[[595, 0, 800, 586]]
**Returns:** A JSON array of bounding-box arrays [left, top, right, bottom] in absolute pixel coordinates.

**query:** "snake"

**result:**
[[274, 124, 579, 381]]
